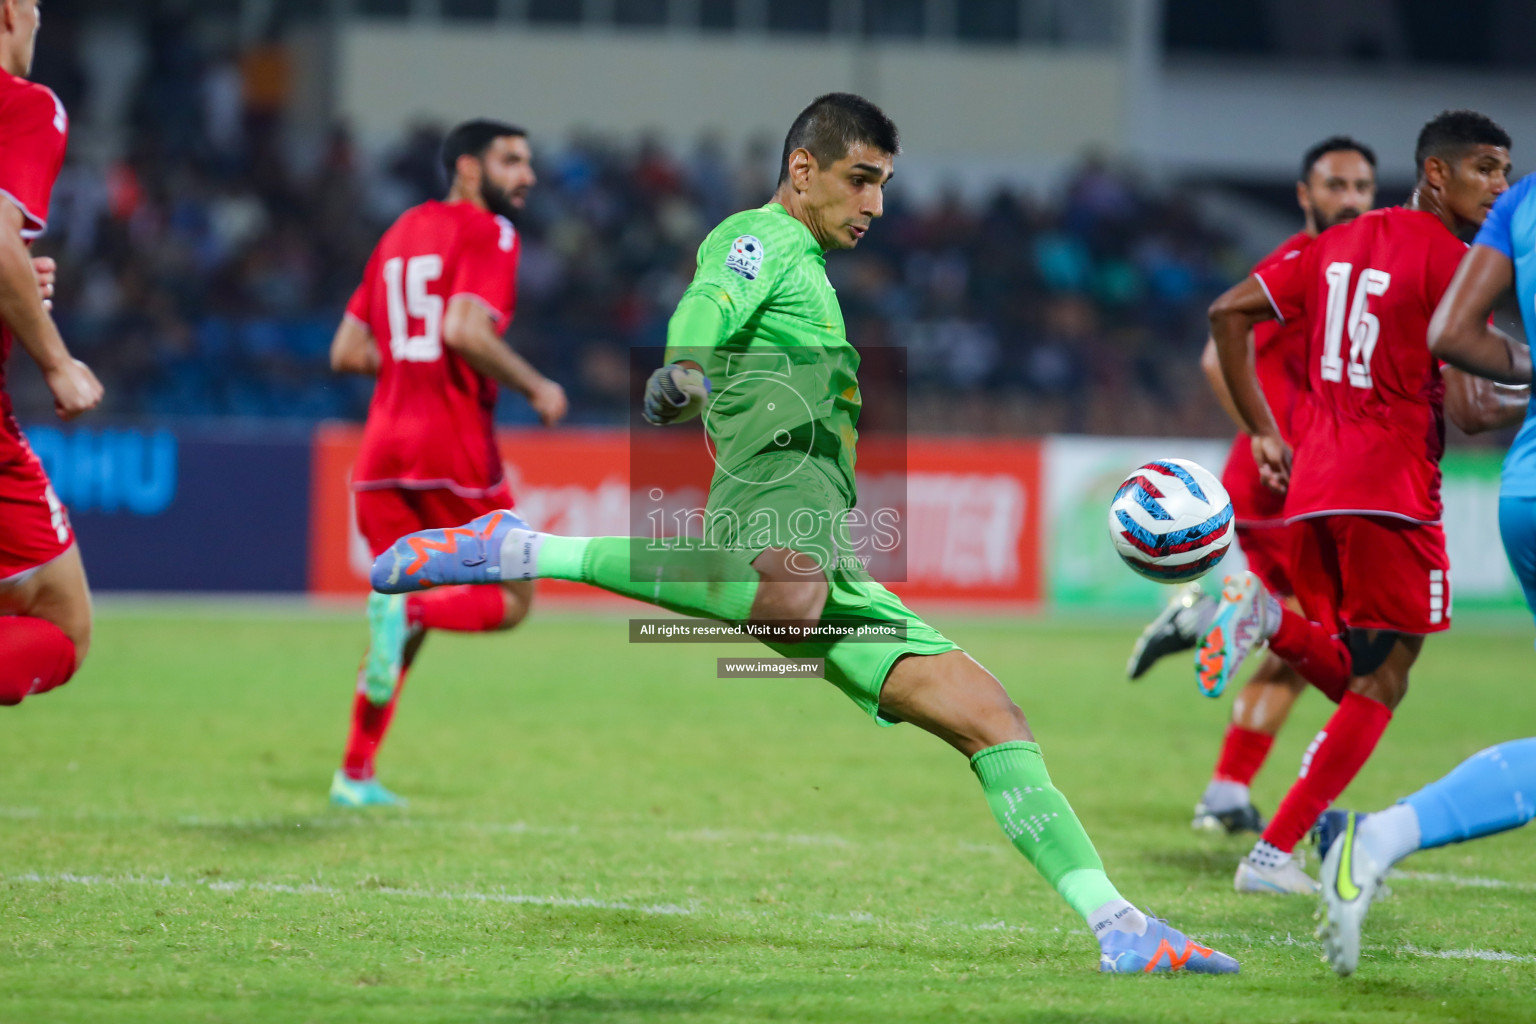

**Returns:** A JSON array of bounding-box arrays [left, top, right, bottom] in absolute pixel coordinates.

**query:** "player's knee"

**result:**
[[969, 697, 1030, 750], [996, 699, 1030, 740], [962, 665, 1031, 747], [28, 609, 89, 671], [1250, 652, 1301, 689], [1351, 672, 1408, 709], [749, 550, 828, 623], [1348, 638, 1409, 709], [52, 607, 91, 669], [750, 578, 827, 624]]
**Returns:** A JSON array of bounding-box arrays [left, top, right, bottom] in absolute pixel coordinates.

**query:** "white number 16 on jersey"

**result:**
[[383, 254, 444, 363], [1320, 261, 1391, 389]]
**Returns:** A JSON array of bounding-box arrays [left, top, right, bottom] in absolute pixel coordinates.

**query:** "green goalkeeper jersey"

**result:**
[[665, 202, 861, 501]]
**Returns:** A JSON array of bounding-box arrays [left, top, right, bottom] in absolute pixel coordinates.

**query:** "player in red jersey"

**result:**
[[1201, 110, 1516, 894], [1127, 138, 1378, 835], [327, 119, 567, 806], [0, 0, 105, 707]]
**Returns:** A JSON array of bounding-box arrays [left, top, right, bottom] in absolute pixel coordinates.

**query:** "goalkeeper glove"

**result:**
[[643, 363, 712, 425]]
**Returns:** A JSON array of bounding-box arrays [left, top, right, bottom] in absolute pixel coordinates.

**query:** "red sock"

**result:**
[[1260, 691, 1392, 852], [0, 616, 77, 706], [1213, 725, 1274, 786], [340, 588, 504, 780], [406, 586, 507, 632], [1267, 608, 1350, 702], [342, 666, 405, 780]]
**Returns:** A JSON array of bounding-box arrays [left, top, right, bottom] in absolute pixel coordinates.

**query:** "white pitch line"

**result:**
[[1197, 930, 1536, 965], [14, 806, 1536, 890], [1393, 870, 1536, 892], [20, 804, 1536, 890], [1400, 943, 1536, 964], [7, 873, 1536, 966], [4, 872, 694, 916]]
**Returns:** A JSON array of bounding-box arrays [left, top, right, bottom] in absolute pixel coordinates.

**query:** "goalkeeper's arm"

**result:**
[[644, 292, 730, 425]]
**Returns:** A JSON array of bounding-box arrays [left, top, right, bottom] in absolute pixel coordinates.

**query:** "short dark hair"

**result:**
[[776, 93, 900, 185], [441, 118, 526, 181], [1299, 135, 1376, 183], [1414, 110, 1511, 178]]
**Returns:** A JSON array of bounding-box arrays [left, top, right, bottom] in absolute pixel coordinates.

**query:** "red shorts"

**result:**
[[1290, 514, 1449, 636], [354, 482, 515, 559], [1236, 522, 1297, 599], [0, 444, 73, 583]]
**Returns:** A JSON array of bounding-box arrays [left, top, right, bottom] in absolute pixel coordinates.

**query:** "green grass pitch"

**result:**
[[3, 603, 1534, 1023]]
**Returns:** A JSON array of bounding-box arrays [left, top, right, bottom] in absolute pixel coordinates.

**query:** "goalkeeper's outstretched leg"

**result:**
[[373, 510, 1239, 973]]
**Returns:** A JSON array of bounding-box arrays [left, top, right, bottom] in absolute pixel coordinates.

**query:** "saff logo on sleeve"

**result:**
[[725, 235, 765, 280]]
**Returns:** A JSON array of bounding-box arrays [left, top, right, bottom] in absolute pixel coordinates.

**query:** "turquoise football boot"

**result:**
[[1194, 572, 1273, 698], [330, 769, 407, 808]]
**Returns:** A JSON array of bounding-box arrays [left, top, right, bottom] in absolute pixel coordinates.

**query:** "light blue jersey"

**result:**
[[1472, 176, 1536, 496]]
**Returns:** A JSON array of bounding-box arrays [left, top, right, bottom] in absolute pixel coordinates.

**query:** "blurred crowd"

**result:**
[[19, 18, 1247, 438]]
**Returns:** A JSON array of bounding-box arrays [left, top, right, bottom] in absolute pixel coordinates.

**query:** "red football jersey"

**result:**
[[0, 67, 69, 446], [348, 200, 520, 495], [1254, 207, 1465, 524], [1223, 230, 1312, 525]]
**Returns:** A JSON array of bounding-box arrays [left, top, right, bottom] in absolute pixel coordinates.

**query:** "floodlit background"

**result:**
[[8, 8, 1536, 1022], [12, 0, 1536, 605]]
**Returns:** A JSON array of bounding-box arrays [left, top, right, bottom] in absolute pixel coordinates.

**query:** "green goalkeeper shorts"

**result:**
[[704, 450, 959, 725]]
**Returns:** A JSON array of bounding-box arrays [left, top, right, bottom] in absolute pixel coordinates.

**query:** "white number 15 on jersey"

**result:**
[[383, 254, 444, 363]]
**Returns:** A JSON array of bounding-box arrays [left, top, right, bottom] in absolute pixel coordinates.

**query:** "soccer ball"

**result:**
[[1108, 458, 1233, 583]]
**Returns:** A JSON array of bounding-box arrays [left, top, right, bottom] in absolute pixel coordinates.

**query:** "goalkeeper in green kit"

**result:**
[[372, 93, 1237, 974]]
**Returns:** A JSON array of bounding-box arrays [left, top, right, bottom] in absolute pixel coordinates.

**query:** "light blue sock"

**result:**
[[1402, 738, 1536, 850]]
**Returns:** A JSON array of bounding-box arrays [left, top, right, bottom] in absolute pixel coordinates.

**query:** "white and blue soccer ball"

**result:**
[[1108, 458, 1233, 583]]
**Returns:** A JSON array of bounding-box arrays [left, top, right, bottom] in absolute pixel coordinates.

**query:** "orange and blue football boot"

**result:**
[[371, 510, 534, 594], [1099, 914, 1240, 974]]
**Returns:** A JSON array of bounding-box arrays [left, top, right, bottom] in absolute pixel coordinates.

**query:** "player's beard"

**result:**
[[479, 177, 524, 223], [1316, 207, 1363, 232]]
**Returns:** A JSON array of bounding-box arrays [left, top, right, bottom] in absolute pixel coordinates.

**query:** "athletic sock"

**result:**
[[1261, 590, 1284, 635], [970, 741, 1139, 937], [1354, 803, 1421, 869], [1265, 608, 1350, 702], [1213, 724, 1274, 788], [342, 665, 403, 780], [406, 585, 507, 632], [514, 534, 759, 622], [1201, 779, 1251, 815], [1247, 839, 1291, 868], [1087, 898, 1148, 939], [1397, 738, 1536, 852], [1260, 691, 1392, 853], [0, 616, 77, 705]]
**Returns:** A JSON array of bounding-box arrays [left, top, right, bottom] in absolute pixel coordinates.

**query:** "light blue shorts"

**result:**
[[1498, 495, 1536, 622]]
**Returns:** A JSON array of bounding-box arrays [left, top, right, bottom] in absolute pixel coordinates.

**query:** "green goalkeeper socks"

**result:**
[[536, 535, 759, 623], [970, 740, 1124, 924]]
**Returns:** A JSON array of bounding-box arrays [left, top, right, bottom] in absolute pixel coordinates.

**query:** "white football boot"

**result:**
[[1318, 812, 1388, 976], [1234, 850, 1320, 895]]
